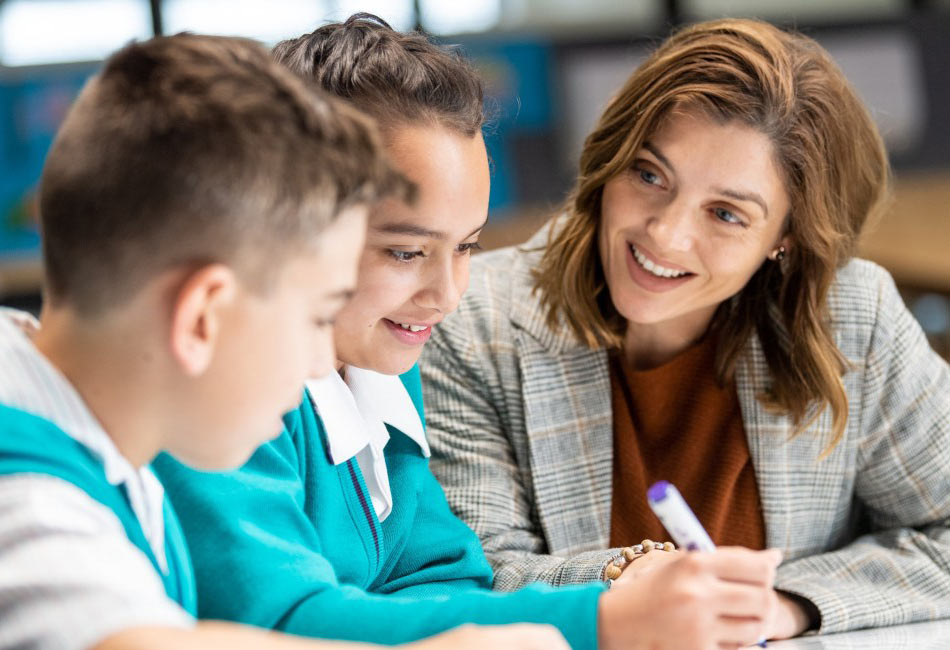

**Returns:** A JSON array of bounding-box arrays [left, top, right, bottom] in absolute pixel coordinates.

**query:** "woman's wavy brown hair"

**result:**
[[533, 18, 891, 450]]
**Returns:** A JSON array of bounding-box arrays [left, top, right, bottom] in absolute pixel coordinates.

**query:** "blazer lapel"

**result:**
[[516, 333, 614, 555], [507, 232, 615, 555], [737, 335, 851, 558], [736, 337, 793, 553]]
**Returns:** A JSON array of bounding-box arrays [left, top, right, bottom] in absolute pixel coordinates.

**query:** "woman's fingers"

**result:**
[[699, 547, 783, 585], [714, 581, 774, 619], [715, 617, 768, 647]]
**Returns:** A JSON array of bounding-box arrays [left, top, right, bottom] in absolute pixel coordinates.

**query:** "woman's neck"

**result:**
[[621, 305, 718, 370]]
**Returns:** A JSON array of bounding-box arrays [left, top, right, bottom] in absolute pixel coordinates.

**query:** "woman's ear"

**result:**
[[769, 234, 793, 262], [169, 264, 237, 377]]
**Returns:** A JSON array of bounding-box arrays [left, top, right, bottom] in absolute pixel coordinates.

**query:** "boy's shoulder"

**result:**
[[0, 405, 196, 646], [0, 403, 157, 560], [0, 403, 157, 556], [0, 403, 106, 486]]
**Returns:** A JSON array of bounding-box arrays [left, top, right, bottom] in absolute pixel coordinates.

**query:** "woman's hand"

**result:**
[[404, 624, 570, 650], [764, 591, 814, 640], [614, 548, 681, 583], [598, 547, 782, 650]]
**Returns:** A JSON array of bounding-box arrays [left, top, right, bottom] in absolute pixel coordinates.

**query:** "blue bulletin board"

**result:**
[[0, 64, 97, 262], [455, 37, 555, 214]]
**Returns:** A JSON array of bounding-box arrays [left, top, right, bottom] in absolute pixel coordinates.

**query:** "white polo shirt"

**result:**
[[305, 365, 429, 522], [0, 309, 192, 650]]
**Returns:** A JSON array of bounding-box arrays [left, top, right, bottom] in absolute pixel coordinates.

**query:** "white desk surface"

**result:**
[[763, 620, 950, 649]]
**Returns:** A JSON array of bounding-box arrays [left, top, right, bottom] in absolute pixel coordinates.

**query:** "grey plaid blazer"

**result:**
[[420, 222, 950, 634]]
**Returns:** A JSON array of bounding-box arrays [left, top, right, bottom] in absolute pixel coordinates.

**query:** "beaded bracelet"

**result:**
[[603, 539, 677, 583]]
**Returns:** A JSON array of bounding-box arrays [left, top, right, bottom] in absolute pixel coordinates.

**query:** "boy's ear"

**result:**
[[169, 264, 237, 377]]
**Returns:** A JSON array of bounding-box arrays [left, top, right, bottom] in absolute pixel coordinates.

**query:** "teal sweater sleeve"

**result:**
[[153, 377, 604, 649]]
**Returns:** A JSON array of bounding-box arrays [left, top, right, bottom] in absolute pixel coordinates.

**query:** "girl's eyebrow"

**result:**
[[373, 223, 444, 239], [465, 217, 489, 238], [322, 288, 355, 302], [373, 217, 489, 240]]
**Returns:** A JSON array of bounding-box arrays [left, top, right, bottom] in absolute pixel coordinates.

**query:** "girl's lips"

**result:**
[[625, 244, 695, 293], [382, 318, 434, 345]]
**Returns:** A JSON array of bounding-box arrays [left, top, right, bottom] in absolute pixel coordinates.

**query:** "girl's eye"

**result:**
[[388, 249, 423, 262], [457, 241, 482, 254], [312, 318, 335, 329], [713, 207, 744, 226]]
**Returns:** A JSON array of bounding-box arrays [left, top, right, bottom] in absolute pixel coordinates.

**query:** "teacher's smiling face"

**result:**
[[598, 106, 791, 335], [331, 124, 490, 376]]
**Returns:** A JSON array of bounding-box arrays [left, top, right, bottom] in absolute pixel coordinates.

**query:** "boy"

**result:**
[[0, 33, 564, 650]]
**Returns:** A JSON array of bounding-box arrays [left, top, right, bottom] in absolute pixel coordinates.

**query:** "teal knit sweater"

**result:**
[[154, 366, 603, 648]]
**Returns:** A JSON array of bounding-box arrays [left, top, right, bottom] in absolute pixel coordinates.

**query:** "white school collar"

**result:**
[[304, 366, 429, 521], [0, 309, 169, 571]]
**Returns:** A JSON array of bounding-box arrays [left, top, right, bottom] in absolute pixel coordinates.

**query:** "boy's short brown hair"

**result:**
[[39, 33, 407, 315]]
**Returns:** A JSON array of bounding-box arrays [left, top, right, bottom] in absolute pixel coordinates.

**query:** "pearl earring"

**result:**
[[772, 245, 786, 261]]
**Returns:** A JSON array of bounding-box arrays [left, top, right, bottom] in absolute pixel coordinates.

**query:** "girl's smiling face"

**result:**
[[598, 107, 791, 341], [332, 124, 490, 375]]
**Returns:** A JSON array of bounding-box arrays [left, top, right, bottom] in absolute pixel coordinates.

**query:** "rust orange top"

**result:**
[[608, 334, 767, 550]]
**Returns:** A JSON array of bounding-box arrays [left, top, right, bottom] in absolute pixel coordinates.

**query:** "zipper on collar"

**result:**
[[346, 458, 380, 564]]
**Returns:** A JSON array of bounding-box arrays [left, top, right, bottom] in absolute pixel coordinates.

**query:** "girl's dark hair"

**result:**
[[273, 13, 484, 137]]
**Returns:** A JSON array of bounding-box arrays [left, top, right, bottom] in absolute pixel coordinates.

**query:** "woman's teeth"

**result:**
[[397, 323, 429, 332], [631, 246, 689, 278]]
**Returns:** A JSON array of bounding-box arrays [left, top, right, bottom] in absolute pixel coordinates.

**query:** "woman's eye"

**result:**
[[388, 249, 423, 262], [457, 241, 483, 254], [713, 207, 743, 226], [638, 168, 662, 186]]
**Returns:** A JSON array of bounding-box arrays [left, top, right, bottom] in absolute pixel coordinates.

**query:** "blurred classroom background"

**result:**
[[1, 0, 948, 357]]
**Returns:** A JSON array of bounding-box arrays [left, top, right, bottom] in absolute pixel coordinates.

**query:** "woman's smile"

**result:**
[[625, 242, 696, 293]]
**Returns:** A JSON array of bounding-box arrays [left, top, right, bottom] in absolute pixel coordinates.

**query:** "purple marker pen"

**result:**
[[647, 480, 716, 552], [648, 480, 768, 648]]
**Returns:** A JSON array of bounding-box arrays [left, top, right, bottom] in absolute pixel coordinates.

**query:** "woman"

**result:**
[[421, 17, 950, 640], [154, 14, 782, 650]]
